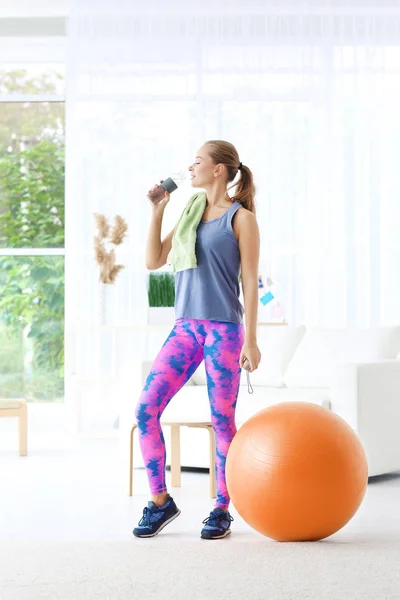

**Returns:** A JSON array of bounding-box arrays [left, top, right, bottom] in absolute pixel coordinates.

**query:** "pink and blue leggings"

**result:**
[[135, 318, 244, 509]]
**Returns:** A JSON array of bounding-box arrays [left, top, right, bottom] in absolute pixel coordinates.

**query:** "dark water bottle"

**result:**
[[148, 171, 187, 205]]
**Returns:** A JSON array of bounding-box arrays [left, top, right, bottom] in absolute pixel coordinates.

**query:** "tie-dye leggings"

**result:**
[[135, 318, 244, 509]]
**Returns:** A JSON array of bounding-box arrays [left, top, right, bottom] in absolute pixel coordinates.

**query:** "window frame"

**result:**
[[0, 35, 66, 259]]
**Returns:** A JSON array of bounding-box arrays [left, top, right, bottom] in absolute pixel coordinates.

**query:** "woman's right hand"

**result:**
[[147, 180, 171, 211]]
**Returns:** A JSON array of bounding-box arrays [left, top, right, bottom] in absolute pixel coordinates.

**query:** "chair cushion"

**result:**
[[159, 384, 330, 426], [235, 386, 330, 426], [191, 325, 306, 388], [162, 386, 211, 422]]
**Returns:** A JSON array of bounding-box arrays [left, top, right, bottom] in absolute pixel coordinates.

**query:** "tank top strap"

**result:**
[[224, 201, 242, 234]]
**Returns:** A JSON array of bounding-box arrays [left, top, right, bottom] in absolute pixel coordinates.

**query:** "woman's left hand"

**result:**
[[239, 342, 261, 372]]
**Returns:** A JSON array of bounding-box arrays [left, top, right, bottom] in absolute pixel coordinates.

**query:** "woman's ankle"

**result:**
[[152, 492, 169, 507]]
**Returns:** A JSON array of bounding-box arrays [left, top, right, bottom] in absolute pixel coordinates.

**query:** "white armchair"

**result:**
[[330, 360, 400, 477]]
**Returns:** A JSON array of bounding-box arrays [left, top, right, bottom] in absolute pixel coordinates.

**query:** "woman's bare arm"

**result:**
[[234, 208, 261, 371], [145, 184, 175, 270], [145, 215, 175, 270]]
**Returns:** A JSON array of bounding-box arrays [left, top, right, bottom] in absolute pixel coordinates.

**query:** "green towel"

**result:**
[[167, 191, 207, 273]]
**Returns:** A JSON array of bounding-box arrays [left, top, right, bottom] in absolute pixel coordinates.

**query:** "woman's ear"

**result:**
[[214, 163, 225, 178]]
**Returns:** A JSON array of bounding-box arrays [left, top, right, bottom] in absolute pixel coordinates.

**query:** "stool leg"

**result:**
[[207, 426, 216, 499], [18, 402, 28, 457], [129, 425, 136, 496], [170, 425, 181, 487]]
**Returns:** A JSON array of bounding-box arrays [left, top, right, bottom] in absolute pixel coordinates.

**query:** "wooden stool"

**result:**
[[0, 398, 28, 456], [129, 420, 216, 499]]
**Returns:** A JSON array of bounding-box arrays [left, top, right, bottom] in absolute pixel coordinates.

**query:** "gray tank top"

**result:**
[[174, 201, 244, 324]]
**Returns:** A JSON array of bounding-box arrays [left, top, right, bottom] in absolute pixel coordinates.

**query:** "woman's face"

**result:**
[[188, 145, 215, 188]]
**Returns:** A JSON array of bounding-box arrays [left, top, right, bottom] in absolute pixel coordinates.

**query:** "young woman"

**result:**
[[133, 140, 261, 540]]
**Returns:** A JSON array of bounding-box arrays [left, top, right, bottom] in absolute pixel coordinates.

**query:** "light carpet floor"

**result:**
[[1, 537, 399, 600], [1, 407, 399, 600]]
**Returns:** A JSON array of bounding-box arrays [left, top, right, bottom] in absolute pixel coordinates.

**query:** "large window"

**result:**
[[0, 63, 65, 402]]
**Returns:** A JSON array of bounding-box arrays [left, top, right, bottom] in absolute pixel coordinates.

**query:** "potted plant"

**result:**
[[147, 272, 175, 326]]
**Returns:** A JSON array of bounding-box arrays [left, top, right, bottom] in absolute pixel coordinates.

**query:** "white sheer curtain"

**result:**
[[66, 0, 400, 434]]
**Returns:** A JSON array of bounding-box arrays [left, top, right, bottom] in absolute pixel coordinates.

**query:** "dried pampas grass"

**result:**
[[94, 213, 128, 284]]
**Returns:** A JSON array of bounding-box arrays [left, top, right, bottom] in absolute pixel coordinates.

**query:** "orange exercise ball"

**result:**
[[226, 402, 368, 542]]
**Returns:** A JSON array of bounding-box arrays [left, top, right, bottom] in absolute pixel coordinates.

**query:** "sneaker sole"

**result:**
[[201, 528, 231, 540], [133, 509, 181, 538]]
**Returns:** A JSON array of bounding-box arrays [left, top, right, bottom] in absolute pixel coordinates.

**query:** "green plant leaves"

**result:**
[[148, 272, 175, 307]]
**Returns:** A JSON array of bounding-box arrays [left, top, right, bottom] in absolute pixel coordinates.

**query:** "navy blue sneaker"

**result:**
[[201, 508, 234, 540], [133, 495, 181, 538]]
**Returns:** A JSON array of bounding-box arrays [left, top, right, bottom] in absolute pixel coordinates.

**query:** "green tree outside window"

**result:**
[[0, 69, 64, 401]]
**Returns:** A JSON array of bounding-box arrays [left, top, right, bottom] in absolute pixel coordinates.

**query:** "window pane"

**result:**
[[0, 256, 64, 402], [0, 65, 65, 96], [0, 102, 64, 248]]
